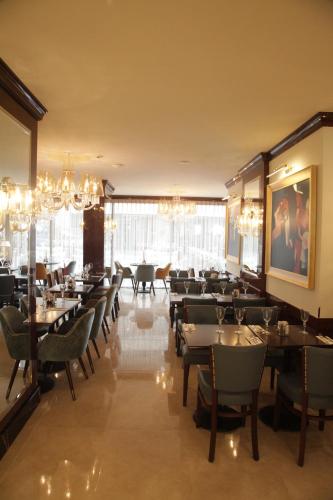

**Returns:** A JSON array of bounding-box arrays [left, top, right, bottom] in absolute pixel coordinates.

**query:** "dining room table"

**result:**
[[74, 272, 106, 288], [24, 297, 81, 329], [48, 283, 94, 303]]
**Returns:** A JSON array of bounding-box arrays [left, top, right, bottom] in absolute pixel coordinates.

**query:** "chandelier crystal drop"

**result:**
[[158, 196, 196, 219], [236, 199, 263, 237]]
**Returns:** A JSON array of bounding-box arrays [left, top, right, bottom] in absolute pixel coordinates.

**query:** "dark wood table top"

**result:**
[[169, 292, 260, 306], [24, 297, 81, 326], [48, 283, 94, 296], [247, 324, 326, 349], [183, 324, 254, 348], [75, 273, 106, 285]]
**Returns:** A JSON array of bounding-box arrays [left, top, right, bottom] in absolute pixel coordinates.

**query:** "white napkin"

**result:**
[[316, 335, 333, 345]]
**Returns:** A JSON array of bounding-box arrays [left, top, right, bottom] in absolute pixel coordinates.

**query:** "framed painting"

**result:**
[[226, 197, 241, 264], [266, 165, 316, 288]]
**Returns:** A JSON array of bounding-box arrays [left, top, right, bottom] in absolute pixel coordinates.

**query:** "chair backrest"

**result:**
[[114, 261, 123, 272], [47, 272, 56, 288], [305, 347, 333, 397], [90, 296, 107, 340], [20, 295, 29, 318], [0, 275, 15, 298], [105, 266, 112, 278], [55, 268, 64, 284], [210, 281, 236, 294], [64, 261, 76, 276], [233, 297, 266, 309], [111, 272, 123, 289], [169, 269, 194, 278], [199, 270, 220, 278], [36, 262, 47, 281], [211, 343, 266, 393], [184, 304, 219, 324], [105, 284, 118, 317], [20, 265, 28, 275], [170, 277, 195, 292], [174, 282, 201, 295], [0, 267, 10, 274], [156, 263, 172, 279], [0, 306, 30, 359], [244, 306, 280, 325], [135, 264, 155, 282]]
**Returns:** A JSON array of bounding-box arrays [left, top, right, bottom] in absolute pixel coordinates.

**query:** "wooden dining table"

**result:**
[[24, 297, 81, 328], [74, 273, 106, 287], [48, 283, 94, 303]]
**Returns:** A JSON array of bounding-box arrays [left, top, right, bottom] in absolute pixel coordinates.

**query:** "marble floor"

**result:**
[[0, 289, 333, 499]]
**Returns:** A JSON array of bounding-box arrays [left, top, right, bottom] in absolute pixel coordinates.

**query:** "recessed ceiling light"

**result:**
[[111, 163, 124, 169], [179, 160, 190, 165], [96, 154, 104, 159]]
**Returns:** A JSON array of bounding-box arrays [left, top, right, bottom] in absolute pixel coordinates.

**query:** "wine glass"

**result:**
[[59, 283, 66, 302], [216, 306, 226, 342], [243, 281, 249, 296], [176, 268, 180, 278], [300, 309, 310, 334], [184, 281, 190, 295], [235, 307, 245, 333], [220, 281, 227, 295], [41, 289, 48, 311], [187, 267, 192, 278], [262, 308, 273, 332], [201, 282, 207, 296]]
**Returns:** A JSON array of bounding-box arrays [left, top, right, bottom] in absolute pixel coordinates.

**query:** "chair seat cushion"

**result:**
[[278, 373, 333, 410], [198, 370, 253, 406], [182, 344, 209, 365]]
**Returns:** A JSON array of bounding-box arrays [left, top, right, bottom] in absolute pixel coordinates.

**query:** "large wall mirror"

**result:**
[[0, 105, 32, 422]]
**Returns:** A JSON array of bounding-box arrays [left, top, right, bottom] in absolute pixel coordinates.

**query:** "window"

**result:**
[[105, 201, 226, 271]]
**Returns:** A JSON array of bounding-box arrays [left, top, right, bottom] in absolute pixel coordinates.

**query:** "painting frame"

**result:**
[[226, 197, 241, 264], [265, 165, 317, 288]]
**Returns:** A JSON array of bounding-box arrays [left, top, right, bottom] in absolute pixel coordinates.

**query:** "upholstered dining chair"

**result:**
[[0, 306, 31, 399], [197, 343, 267, 462], [274, 346, 333, 466], [169, 269, 195, 278], [170, 278, 195, 292], [0, 275, 22, 307], [115, 261, 135, 290], [55, 268, 65, 284], [181, 304, 218, 407], [174, 281, 201, 295], [134, 265, 155, 295], [38, 308, 95, 400], [155, 263, 172, 292], [47, 271, 56, 288], [232, 297, 266, 309], [63, 261, 76, 276], [36, 262, 47, 284], [0, 267, 10, 274]]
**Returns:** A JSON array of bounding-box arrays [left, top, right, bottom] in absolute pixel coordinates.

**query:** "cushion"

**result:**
[[278, 373, 333, 410], [198, 369, 253, 406], [182, 344, 209, 365]]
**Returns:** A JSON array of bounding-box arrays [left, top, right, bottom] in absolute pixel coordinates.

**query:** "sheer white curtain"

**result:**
[[105, 201, 226, 272]]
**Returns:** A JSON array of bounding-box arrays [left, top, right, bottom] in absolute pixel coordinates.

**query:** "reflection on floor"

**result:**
[[0, 289, 332, 500]]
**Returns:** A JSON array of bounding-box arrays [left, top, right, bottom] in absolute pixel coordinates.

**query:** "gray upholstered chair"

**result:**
[[134, 264, 155, 295], [274, 346, 333, 466], [174, 282, 201, 295], [244, 306, 283, 390], [0, 275, 22, 307], [170, 278, 195, 292], [20, 296, 49, 336], [87, 296, 107, 368], [0, 267, 10, 274], [38, 308, 95, 400], [115, 261, 135, 290], [232, 297, 266, 309], [169, 269, 195, 278], [102, 284, 118, 338], [181, 304, 219, 407], [0, 306, 31, 399], [197, 343, 267, 462]]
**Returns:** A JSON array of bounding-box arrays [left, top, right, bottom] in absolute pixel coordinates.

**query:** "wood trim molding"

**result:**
[[225, 153, 269, 189], [104, 195, 226, 203], [0, 58, 47, 120], [269, 111, 333, 160]]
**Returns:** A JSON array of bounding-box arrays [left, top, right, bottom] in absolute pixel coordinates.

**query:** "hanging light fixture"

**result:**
[[0, 177, 40, 233], [236, 199, 263, 237], [158, 196, 196, 219], [36, 153, 103, 213]]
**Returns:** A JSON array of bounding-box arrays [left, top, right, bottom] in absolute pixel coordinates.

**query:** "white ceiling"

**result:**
[[0, 0, 333, 197]]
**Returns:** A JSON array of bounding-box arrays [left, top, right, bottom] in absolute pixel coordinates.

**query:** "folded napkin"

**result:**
[[246, 336, 263, 345], [316, 335, 333, 345], [249, 325, 265, 334], [182, 323, 196, 333]]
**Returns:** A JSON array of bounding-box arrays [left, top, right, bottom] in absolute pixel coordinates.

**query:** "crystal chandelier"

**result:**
[[158, 196, 196, 219], [36, 153, 102, 213], [0, 177, 39, 233], [236, 199, 263, 237]]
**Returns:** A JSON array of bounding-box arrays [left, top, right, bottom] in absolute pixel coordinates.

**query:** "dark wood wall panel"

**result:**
[[83, 204, 105, 272]]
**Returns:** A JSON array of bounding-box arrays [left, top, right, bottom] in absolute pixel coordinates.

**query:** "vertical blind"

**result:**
[[105, 201, 226, 271]]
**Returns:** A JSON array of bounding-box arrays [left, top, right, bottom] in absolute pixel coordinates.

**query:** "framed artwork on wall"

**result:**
[[226, 197, 241, 263], [266, 165, 316, 288]]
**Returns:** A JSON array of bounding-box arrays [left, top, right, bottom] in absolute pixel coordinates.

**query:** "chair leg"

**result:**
[[151, 282, 156, 296], [6, 360, 20, 399], [273, 389, 282, 431], [298, 405, 308, 466], [78, 356, 89, 380], [23, 360, 30, 379], [183, 364, 190, 407], [65, 361, 76, 401], [241, 405, 247, 427], [92, 339, 101, 358], [111, 307, 116, 322], [131, 277, 135, 291], [103, 317, 111, 334], [208, 391, 218, 462], [163, 279, 168, 293], [319, 409, 325, 431], [86, 345, 95, 374], [251, 393, 259, 461], [270, 367, 275, 390], [101, 322, 108, 343]]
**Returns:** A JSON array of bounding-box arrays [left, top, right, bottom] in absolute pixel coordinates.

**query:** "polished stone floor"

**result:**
[[0, 289, 333, 499]]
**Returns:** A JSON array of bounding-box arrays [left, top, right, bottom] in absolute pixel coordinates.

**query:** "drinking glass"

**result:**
[[184, 281, 190, 295], [262, 308, 273, 332], [220, 281, 227, 295], [187, 267, 192, 278], [41, 289, 48, 311], [300, 309, 310, 334], [235, 307, 245, 333], [60, 283, 66, 301], [201, 282, 207, 295], [243, 281, 249, 295], [216, 306, 226, 341], [176, 268, 180, 278]]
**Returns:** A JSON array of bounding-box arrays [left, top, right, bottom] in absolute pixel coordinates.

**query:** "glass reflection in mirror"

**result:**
[[0, 105, 32, 418], [242, 177, 262, 273]]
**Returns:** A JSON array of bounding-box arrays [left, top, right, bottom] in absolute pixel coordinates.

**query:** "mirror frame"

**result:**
[[0, 58, 47, 456]]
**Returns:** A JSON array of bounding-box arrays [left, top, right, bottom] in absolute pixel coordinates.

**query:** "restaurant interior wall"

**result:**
[[267, 128, 333, 317]]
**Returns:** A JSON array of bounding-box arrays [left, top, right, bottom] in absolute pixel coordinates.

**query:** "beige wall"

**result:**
[[266, 128, 333, 318]]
